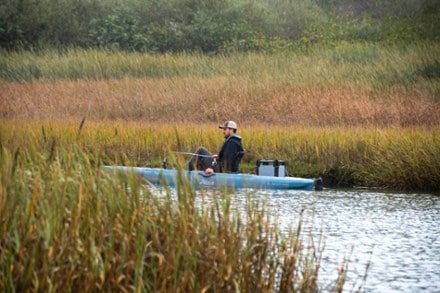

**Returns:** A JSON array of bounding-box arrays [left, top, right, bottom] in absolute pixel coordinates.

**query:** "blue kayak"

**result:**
[[104, 166, 319, 191]]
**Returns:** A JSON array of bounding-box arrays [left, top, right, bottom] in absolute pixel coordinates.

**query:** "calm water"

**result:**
[[157, 187, 439, 292], [231, 189, 440, 292]]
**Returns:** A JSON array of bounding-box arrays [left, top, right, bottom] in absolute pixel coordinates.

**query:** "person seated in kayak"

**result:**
[[188, 121, 244, 174]]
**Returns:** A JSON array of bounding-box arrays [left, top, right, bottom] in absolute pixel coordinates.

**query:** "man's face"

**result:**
[[223, 128, 234, 138]]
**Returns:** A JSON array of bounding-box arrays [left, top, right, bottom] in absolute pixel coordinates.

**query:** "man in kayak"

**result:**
[[188, 121, 244, 174]]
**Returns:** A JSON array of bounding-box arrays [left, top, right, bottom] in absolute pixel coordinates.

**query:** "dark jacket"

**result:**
[[217, 134, 244, 173]]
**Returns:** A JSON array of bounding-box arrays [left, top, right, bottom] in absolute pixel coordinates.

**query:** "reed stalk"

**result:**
[[1, 42, 439, 126], [0, 142, 348, 291], [1, 120, 439, 192]]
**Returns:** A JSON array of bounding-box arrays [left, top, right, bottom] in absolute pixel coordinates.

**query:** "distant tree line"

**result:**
[[1, 0, 439, 53]]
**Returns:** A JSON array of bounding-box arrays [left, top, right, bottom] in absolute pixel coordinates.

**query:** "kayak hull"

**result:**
[[104, 166, 316, 191]]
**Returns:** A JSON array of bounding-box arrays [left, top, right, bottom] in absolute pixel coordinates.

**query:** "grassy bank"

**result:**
[[0, 133, 349, 292], [1, 120, 439, 192], [1, 42, 439, 191], [1, 42, 439, 126]]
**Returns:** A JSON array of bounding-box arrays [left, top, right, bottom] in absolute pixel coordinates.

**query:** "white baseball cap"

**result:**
[[219, 120, 237, 130]]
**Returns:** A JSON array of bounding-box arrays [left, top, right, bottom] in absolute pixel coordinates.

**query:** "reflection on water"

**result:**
[[232, 189, 440, 292], [154, 187, 440, 292]]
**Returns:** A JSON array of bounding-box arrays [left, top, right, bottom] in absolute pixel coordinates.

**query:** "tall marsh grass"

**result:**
[[2, 120, 439, 192], [1, 42, 438, 84], [0, 135, 348, 291], [1, 42, 439, 126]]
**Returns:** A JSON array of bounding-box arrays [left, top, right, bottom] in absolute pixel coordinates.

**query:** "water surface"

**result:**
[[233, 189, 440, 292], [156, 187, 439, 292]]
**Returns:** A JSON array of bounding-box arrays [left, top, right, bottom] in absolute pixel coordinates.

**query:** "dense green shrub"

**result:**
[[0, 0, 438, 52]]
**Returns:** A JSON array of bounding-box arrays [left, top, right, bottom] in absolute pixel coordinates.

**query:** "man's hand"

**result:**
[[205, 168, 214, 174]]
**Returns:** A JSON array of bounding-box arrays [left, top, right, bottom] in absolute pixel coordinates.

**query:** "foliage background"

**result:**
[[1, 0, 439, 53]]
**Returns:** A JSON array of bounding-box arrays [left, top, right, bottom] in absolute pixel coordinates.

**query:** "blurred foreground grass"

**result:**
[[0, 128, 350, 292]]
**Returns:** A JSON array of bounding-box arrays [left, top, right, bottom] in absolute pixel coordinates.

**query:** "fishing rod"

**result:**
[[173, 151, 215, 158]]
